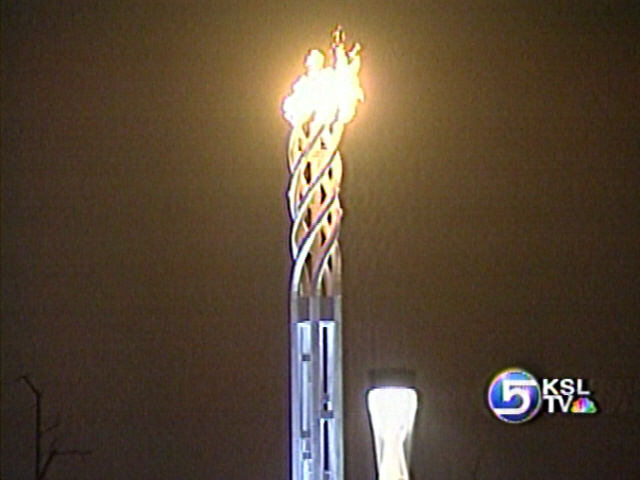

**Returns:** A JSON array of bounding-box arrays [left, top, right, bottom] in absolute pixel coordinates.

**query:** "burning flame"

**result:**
[[283, 28, 364, 126]]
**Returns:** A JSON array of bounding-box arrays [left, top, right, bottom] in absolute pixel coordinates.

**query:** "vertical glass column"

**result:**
[[291, 296, 343, 480], [291, 297, 310, 480]]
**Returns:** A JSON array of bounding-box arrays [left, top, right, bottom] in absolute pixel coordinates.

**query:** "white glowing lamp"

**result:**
[[367, 387, 418, 480]]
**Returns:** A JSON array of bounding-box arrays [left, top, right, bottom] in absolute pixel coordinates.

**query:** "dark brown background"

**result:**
[[2, 1, 639, 479]]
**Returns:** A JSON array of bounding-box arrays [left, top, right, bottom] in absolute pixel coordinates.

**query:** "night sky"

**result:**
[[2, 2, 639, 479]]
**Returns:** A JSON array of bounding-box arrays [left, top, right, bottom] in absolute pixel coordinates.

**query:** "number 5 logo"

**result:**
[[487, 369, 542, 424]]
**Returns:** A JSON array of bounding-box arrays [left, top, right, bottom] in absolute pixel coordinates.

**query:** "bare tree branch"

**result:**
[[19, 374, 41, 396], [19, 375, 42, 480], [38, 448, 92, 480], [42, 417, 60, 436], [38, 450, 57, 480], [49, 437, 60, 453], [2, 374, 31, 386], [13, 375, 91, 480]]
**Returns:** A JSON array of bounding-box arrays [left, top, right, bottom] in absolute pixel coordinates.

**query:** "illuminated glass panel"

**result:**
[[367, 387, 418, 480]]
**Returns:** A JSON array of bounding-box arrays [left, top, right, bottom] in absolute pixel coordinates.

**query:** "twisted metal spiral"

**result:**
[[287, 121, 344, 297]]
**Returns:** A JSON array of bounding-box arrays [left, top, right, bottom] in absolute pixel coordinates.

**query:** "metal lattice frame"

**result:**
[[287, 121, 343, 297]]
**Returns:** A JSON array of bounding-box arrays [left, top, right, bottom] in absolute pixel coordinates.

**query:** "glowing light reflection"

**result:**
[[367, 387, 418, 480]]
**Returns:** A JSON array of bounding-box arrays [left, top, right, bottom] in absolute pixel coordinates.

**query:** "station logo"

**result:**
[[487, 367, 598, 424]]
